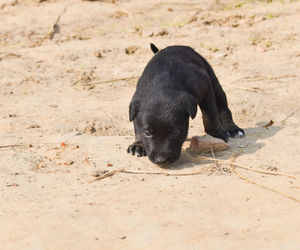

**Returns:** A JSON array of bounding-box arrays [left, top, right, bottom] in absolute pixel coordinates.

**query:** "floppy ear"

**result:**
[[180, 93, 198, 119], [129, 97, 140, 122]]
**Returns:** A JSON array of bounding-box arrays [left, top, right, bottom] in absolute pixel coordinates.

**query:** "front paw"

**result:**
[[127, 142, 147, 157], [226, 127, 245, 138]]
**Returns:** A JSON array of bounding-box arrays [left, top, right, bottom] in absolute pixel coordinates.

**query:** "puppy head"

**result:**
[[129, 91, 197, 166]]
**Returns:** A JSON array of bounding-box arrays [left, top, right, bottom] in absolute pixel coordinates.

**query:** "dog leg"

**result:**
[[127, 140, 147, 157], [127, 121, 147, 157], [213, 84, 244, 138], [198, 56, 244, 138], [199, 87, 229, 142], [205, 71, 244, 138]]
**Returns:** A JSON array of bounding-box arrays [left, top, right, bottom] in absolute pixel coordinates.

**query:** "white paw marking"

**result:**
[[237, 131, 244, 137]]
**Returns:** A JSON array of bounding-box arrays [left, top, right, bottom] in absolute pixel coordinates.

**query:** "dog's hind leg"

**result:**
[[199, 86, 229, 142], [213, 81, 244, 138], [201, 59, 244, 138]]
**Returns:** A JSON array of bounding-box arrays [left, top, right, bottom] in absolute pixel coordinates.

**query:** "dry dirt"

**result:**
[[1, 0, 300, 249]]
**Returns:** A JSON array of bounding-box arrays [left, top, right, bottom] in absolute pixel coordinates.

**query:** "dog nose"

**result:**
[[155, 156, 168, 165]]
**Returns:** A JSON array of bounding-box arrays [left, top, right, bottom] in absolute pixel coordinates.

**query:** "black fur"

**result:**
[[150, 43, 159, 54], [127, 44, 244, 165]]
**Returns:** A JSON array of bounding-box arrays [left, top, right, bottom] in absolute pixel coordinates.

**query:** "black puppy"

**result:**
[[127, 44, 244, 165]]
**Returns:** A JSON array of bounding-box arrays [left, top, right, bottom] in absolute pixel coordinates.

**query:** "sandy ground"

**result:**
[[1, 0, 300, 249]]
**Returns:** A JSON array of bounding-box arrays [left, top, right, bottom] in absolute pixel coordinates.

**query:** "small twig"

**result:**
[[89, 168, 207, 182], [223, 83, 263, 93], [185, 153, 299, 181], [121, 169, 206, 177], [268, 75, 296, 80], [155, 2, 202, 6], [252, 92, 263, 117], [90, 76, 138, 85], [34, 5, 69, 47], [89, 153, 300, 203], [189, 152, 300, 202], [225, 74, 296, 93], [188, 10, 200, 24], [210, 146, 220, 168], [89, 151, 300, 203], [71, 69, 96, 86], [263, 120, 274, 128], [231, 74, 296, 84], [227, 150, 300, 203], [280, 107, 300, 126], [89, 169, 121, 183], [81, 76, 138, 86], [232, 169, 300, 203], [0, 42, 26, 51], [90, 154, 299, 183], [0, 144, 24, 149], [229, 149, 243, 162], [113, 2, 139, 31]]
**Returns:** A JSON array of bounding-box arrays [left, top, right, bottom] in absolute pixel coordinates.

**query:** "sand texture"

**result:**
[[1, 0, 300, 249]]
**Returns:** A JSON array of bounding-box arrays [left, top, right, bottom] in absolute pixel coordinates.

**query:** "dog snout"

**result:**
[[154, 155, 169, 165], [149, 150, 181, 166], [148, 151, 170, 165]]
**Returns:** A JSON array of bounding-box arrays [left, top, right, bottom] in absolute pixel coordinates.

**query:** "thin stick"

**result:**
[[252, 93, 263, 117], [231, 74, 296, 84], [210, 146, 220, 168], [121, 169, 206, 176], [222, 83, 261, 93], [229, 149, 243, 162], [113, 1, 141, 32], [232, 169, 300, 203], [156, 2, 202, 6], [84, 76, 138, 85], [0, 42, 26, 51], [0, 144, 24, 149], [225, 74, 296, 93], [34, 5, 69, 47], [227, 150, 300, 203], [89, 168, 207, 182], [90, 154, 299, 183], [89, 169, 121, 183], [185, 153, 299, 181], [89, 152, 300, 203], [280, 107, 300, 126]]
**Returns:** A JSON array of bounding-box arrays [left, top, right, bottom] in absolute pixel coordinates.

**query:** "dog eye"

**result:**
[[144, 130, 152, 137]]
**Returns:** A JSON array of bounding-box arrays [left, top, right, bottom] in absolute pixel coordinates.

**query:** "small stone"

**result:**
[[28, 124, 40, 129], [157, 29, 168, 36], [94, 51, 102, 58], [125, 46, 139, 55], [7, 183, 19, 187], [64, 160, 75, 166]]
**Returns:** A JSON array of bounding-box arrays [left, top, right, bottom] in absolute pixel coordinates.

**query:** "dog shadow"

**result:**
[[164, 123, 283, 170]]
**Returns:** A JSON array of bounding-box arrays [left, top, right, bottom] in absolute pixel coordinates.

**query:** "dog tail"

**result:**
[[150, 43, 159, 54]]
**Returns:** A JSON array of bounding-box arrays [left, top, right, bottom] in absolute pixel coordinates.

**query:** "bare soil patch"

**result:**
[[1, 0, 300, 249]]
